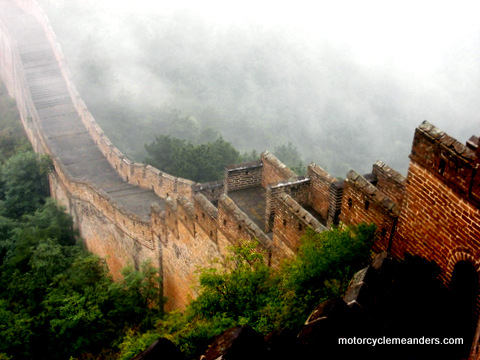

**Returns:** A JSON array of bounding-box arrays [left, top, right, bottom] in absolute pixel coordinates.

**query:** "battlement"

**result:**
[[3, 5, 480, 350], [261, 151, 298, 187], [411, 121, 479, 207], [224, 160, 263, 193]]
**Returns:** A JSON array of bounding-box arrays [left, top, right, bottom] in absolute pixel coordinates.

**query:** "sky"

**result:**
[[38, 0, 480, 176], [97, 0, 479, 71]]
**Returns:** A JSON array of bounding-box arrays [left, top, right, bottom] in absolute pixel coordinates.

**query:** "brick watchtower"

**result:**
[[393, 121, 480, 359]]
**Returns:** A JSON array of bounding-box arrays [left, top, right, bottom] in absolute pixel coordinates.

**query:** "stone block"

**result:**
[[202, 325, 267, 360], [344, 266, 378, 311], [131, 338, 185, 360]]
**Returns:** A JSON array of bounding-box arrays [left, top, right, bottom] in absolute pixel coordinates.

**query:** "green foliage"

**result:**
[[273, 142, 306, 175], [117, 330, 160, 360], [145, 134, 242, 182], [0, 145, 164, 360], [190, 241, 278, 331], [240, 148, 259, 162], [108, 260, 165, 329], [0, 151, 51, 219], [284, 224, 376, 325], [0, 82, 30, 163], [133, 225, 376, 359]]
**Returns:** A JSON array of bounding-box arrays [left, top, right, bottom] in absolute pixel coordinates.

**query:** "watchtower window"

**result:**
[[283, 219, 287, 227], [298, 223, 303, 231], [365, 200, 370, 210], [347, 198, 353, 209]]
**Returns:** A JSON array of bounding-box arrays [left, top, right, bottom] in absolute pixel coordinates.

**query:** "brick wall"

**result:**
[[393, 123, 480, 284], [372, 160, 406, 205], [193, 180, 224, 203], [340, 170, 399, 253], [160, 200, 223, 311], [193, 193, 218, 244], [176, 196, 196, 238], [261, 151, 297, 188], [165, 198, 179, 241], [272, 193, 326, 255], [409, 121, 479, 206], [217, 194, 271, 253], [308, 163, 338, 221], [224, 160, 263, 192], [326, 180, 345, 227], [265, 177, 310, 232], [18, 0, 198, 202]]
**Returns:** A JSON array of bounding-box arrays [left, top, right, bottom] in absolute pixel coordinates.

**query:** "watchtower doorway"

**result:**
[[450, 260, 479, 359]]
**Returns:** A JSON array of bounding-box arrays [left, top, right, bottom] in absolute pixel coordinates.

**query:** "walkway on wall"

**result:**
[[0, 1, 164, 221]]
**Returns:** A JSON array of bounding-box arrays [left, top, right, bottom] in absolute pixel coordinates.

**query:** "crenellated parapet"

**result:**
[[271, 193, 326, 260], [217, 194, 271, 251], [340, 170, 400, 252], [261, 151, 298, 187], [308, 163, 338, 222], [410, 120, 479, 206], [3, 5, 480, 344], [372, 160, 406, 206], [224, 160, 263, 193], [393, 122, 480, 277]]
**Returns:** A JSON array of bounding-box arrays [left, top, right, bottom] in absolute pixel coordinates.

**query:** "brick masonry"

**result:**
[[308, 163, 338, 221], [3, 6, 480, 357], [224, 160, 263, 193], [340, 170, 400, 253], [393, 123, 480, 282]]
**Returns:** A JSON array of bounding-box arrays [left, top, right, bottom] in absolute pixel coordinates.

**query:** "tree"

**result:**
[[145, 134, 241, 182], [285, 224, 376, 323], [273, 142, 306, 175], [0, 151, 51, 219], [190, 240, 276, 325], [108, 260, 164, 328]]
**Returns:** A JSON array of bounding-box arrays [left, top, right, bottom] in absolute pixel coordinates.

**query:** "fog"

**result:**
[[37, 0, 480, 177]]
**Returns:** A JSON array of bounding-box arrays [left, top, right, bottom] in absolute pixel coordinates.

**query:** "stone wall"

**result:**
[[224, 160, 263, 193], [409, 121, 480, 206], [260, 151, 297, 188], [13, 0, 197, 202], [394, 122, 480, 284], [217, 194, 271, 253], [340, 170, 400, 253], [272, 193, 326, 255], [158, 196, 225, 310], [265, 177, 310, 232], [194, 193, 219, 244], [193, 180, 224, 203], [5, 7, 480, 349], [308, 163, 338, 221], [372, 160, 406, 205]]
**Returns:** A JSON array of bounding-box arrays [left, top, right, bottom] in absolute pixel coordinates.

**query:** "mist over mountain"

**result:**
[[37, 0, 480, 177]]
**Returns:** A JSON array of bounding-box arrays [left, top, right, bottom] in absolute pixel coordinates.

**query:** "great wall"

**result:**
[[1, 0, 480, 358]]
